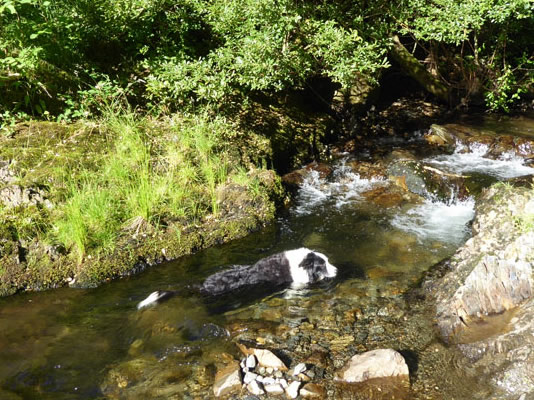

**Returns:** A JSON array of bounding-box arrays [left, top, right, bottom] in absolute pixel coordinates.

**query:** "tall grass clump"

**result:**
[[54, 179, 119, 264], [51, 111, 259, 262]]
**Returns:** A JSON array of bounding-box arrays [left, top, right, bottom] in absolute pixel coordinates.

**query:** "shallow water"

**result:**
[[1, 115, 534, 399]]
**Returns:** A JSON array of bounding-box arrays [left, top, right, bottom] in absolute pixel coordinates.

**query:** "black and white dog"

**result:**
[[137, 248, 337, 309]]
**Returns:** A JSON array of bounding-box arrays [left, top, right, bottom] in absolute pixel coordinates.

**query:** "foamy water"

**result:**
[[427, 143, 534, 179], [294, 161, 384, 215], [391, 197, 475, 244]]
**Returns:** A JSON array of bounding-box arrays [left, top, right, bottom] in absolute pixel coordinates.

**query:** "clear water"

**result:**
[[1, 116, 533, 399]]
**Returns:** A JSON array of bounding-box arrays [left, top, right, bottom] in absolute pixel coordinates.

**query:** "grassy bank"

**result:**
[[0, 111, 283, 295]]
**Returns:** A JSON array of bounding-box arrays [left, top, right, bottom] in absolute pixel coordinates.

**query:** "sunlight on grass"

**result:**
[[50, 112, 261, 262]]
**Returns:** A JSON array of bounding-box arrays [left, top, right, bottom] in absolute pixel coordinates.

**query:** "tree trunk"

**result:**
[[390, 35, 451, 104]]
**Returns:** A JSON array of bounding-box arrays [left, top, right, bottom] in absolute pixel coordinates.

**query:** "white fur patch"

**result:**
[[323, 254, 338, 278], [285, 247, 337, 286], [286, 248, 313, 285], [137, 291, 164, 309]]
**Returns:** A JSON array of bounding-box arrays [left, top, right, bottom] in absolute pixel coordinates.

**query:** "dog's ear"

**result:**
[[299, 252, 325, 270]]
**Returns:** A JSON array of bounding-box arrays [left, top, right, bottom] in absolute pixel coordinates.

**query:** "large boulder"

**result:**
[[426, 118, 534, 159], [430, 183, 534, 398], [335, 349, 409, 383], [433, 185, 534, 342]]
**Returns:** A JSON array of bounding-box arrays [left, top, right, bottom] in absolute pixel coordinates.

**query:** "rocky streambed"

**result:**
[[2, 113, 534, 399]]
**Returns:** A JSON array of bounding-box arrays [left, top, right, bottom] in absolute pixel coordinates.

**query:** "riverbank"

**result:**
[[0, 110, 291, 295]]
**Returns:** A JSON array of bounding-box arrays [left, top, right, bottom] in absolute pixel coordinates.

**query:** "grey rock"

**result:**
[[430, 184, 534, 397], [434, 186, 534, 342], [0, 161, 16, 185], [0, 185, 49, 208]]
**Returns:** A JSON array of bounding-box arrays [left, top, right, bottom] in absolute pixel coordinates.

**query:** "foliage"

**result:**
[[398, 0, 534, 110], [1, 0, 533, 118]]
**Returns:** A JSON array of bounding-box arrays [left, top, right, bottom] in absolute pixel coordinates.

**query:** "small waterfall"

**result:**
[[426, 142, 534, 179], [294, 159, 384, 215], [390, 197, 475, 244]]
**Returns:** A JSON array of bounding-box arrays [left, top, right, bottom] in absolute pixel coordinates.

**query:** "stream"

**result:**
[[1, 114, 534, 399]]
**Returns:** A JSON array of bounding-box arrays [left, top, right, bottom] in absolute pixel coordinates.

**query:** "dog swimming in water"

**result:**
[[137, 248, 337, 309]]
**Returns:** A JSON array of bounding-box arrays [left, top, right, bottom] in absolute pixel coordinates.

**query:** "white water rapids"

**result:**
[[427, 142, 534, 179], [294, 142, 534, 246]]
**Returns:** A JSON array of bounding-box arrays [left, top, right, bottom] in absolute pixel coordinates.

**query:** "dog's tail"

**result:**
[[137, 290, 177, 309]]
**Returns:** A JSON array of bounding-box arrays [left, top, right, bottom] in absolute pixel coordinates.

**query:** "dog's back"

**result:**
[[200, 252, 292, 296]]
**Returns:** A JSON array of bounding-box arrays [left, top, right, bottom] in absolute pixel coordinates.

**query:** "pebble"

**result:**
[[246, 354, 257, 369], [243, 372, 258, 384], [264, 383, 285, 395], [286, 381, 301, 399], [297, 373, 311, 382], [293, 363, 307, 375], [262, 376, 276, 385], [248, 380, 265, 396]]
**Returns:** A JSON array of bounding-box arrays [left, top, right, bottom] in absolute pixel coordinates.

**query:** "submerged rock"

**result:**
[[335, 348, 409, 383], [213, 363, 242, 397], [300, 382, 326, 398], [237, 344, 288, 371]]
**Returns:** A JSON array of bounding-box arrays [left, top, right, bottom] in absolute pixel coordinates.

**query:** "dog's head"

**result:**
[[286, 248, 337, 285], [299, 251, 338, 282]]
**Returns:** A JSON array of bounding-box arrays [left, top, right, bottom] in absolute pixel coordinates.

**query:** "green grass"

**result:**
[[0, 107, 275, 270], [43, 111, 265, 262]]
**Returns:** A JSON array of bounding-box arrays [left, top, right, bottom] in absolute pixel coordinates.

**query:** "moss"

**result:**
[[72, 192, 275, 289], [239, 93, 337, 174]]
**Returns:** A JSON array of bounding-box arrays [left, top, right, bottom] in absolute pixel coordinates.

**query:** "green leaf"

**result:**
[[6, 4, 16, 14]]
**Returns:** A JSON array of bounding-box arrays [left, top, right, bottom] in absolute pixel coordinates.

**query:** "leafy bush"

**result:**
[[398, 0, 534, 110]]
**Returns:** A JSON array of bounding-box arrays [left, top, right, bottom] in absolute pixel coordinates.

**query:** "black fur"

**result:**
[[200, 253, 292, 295]]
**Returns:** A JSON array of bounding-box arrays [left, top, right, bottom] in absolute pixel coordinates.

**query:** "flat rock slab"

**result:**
[[335, 349, 409, 383], [213, 363, 242, 397]]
